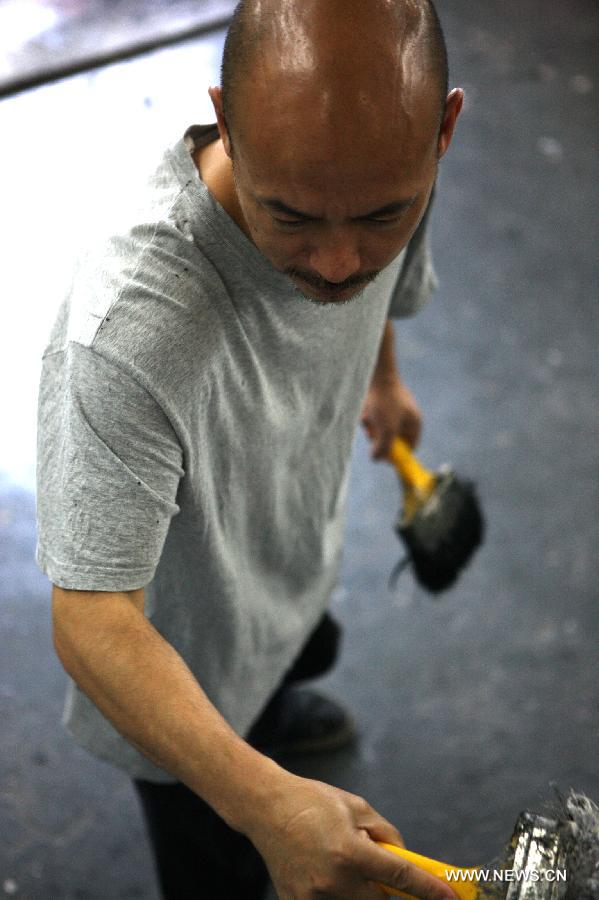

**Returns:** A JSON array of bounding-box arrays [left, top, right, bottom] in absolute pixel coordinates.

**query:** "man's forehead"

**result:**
[[245, 148, 428, 187], [237, 103, 437, 190], [234, 46, 441, 169], [231, 2, 441, 199]]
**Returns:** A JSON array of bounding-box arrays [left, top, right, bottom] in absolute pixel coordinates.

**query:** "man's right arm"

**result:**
[[52, 586, 456, 899], [52, 585, 278, 821]]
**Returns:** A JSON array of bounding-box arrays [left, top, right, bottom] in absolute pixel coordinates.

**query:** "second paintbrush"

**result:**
[[387, 436, 484, 593]]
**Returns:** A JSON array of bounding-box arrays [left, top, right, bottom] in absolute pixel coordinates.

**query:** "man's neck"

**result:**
[[193, 139, 251, 239]]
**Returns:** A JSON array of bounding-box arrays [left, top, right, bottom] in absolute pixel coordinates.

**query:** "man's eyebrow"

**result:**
[[258, 197, 317, 220], [257, 196, 418, 221], [357, 198, 418, 219]]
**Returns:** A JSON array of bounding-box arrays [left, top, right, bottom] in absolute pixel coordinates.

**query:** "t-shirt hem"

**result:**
[[62, 718, 178, 783], [37, 545, 154, 592]]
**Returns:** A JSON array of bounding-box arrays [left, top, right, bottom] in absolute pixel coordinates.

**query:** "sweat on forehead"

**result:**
[[220, 0, 448, 139]]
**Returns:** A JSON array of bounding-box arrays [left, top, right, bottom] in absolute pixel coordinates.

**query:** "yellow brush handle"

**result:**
[[388, 437, 437, 521], [377, 843, 479, 899], [388, 437, 437, 496]]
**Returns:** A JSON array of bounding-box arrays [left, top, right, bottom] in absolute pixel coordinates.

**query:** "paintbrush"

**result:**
[[376, 810, 568, 899], [387, 436, 484, 593]]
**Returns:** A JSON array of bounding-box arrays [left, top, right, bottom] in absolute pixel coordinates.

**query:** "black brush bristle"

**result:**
[[394, 470, 484, 593]]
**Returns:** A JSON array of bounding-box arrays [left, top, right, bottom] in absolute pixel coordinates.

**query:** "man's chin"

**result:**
[[289, 275, 373, 306]]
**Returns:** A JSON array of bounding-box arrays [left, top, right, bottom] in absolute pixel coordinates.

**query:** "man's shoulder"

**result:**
[[62, 181, 230, 355], [68, 129, 223, 313], [50, 127, 244, 391]]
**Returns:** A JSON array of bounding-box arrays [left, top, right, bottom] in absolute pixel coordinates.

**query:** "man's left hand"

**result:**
[[360, 376, 422, 459]]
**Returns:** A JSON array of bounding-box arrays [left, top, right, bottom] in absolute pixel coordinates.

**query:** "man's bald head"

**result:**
[[205, 0, 463, 305], [220, 0, 449, 148]]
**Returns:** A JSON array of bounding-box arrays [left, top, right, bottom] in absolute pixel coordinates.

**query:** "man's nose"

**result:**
[[308, 232, 361, 283]]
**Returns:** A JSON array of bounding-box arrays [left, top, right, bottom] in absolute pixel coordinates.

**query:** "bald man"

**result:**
[[37, 0, 463, 897]]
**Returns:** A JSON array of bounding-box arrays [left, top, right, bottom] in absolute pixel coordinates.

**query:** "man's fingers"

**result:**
[[357, 814, 404, 848], [399, 414, 421, 450], [357, 842, 458, 900], [363, 420, 420, 457], [370, 429, 393, 460]]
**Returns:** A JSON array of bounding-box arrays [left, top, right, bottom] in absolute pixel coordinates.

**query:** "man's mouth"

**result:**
[[286, 268, 379, 303]]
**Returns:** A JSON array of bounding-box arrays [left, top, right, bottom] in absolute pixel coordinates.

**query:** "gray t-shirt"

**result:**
[[36, 123, 438, 781]]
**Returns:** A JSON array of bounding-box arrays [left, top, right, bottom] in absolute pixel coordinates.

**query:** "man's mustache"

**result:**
[[285, 267, 380, 293]]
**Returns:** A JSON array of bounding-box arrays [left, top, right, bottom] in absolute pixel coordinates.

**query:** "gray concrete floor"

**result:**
[[1, 1, 598, 897], [0, 0, 236, 97]]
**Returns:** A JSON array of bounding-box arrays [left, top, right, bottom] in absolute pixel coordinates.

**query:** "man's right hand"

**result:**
[[51, 587, 456, 898], [245, 771, 457, 899]]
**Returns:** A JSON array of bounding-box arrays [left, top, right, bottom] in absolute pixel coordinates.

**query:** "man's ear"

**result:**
[[437, 87, 464, 160], [208, 86, 233, 158]]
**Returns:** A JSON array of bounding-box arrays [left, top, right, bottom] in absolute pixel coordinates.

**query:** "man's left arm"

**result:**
[[360, 319, 422, 457]]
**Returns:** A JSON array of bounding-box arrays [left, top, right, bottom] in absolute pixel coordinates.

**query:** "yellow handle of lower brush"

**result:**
[[388, 437, 436, 496], [388, 437, 437, 522], [377, 843, 479, 900]]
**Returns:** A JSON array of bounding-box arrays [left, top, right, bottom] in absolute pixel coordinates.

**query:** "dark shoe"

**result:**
[[247, 685, 356, 756]]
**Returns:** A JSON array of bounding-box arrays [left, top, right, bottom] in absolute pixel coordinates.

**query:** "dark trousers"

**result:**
[[134, 612, 340, 900]]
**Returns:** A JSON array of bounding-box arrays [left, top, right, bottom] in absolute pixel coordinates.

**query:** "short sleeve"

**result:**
[[387, 184, 439, 318], [36, 342, 184, 592]]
